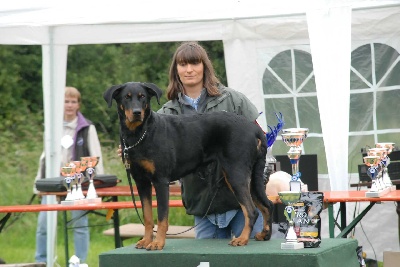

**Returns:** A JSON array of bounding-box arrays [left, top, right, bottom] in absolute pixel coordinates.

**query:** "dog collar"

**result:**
[[123, 130, 147, 153]]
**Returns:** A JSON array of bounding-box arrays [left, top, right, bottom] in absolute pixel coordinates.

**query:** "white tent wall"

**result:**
[[1, 0, 400, 265], [307, 5, 352, 193]]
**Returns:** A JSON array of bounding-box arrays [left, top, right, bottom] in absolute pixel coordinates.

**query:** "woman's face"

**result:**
[[64, 96, 80, 119], [177, 61, 204, 88]]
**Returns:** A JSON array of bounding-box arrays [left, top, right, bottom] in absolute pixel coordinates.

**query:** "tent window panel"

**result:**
[[294, 49, 315, 93], [349, 92, 374, 132], [374, 43, 400, 85], [262, 70, 288, 95], [351, 44, 373, 86], [348, 135, 376, 172], [297, 96, 321, 133], [376, 90, 400, 129], [303, 137, 327, 174], [377, 133, 400, 149], [263, 50, 293, 95], [380, 60, 400, 87], [299, 74, 316, 93], [264, 98, 296, 128], [350, 70, 370, 90]]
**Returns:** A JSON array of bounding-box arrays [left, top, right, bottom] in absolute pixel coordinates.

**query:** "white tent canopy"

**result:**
[[1, 0, 400, 265]]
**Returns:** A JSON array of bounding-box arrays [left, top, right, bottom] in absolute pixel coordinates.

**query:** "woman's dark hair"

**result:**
[[167, 42, 221, 100]]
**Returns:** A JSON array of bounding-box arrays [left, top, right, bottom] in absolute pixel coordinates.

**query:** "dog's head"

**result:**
[[103, 82, 162, 131]]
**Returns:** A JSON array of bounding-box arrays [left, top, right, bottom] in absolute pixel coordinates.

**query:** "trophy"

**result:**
[[278, 191, 304, 249], [363, 155, 385, 197], [61, 166, 76, 205], [376, 142, 396, 191], [281, 128, 309, 191], [82, 156, 102, 203], [70, 161, 86, 202]]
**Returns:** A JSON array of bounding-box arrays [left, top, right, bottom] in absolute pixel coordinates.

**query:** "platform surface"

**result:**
[[99, 238, 359, 267]]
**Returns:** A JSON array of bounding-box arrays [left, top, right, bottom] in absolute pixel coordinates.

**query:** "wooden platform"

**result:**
[[103, 223, 195, 239], [99, 238, 360, 267]]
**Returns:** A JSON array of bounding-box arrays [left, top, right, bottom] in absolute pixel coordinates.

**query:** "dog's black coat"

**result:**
[[104, 82, 273, 250]]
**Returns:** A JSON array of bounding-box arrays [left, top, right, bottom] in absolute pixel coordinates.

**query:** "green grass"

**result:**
[[0, 139, 193, 266]]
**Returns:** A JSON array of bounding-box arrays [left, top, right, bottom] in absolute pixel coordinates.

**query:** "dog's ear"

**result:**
[[103, 84, 124, 108], [142, 83, 162, 105]]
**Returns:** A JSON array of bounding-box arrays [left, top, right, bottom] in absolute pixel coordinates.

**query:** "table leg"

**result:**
[[63, 210, 69, 267], [340, 202, 347, 237], [112, 196, 122, 248], [0, 213, 11, 233], [396, 201, 400, 247], [336, 202, 375, 238], [328, 203, 335, 238]]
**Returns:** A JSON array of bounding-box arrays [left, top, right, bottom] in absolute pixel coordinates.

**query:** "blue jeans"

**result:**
[[194, 209, 263, 239], [35, 197, 89, 263]]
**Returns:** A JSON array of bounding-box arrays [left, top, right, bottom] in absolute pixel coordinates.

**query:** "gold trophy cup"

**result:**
[[70, 161, 86, 201], [82, 156, 101, 203], [278, 191, 304, 250], [281, 129, 308, 191], [61, 166, 76, 205], [363, 155, 384, 197], [376, 142, 396, 191]]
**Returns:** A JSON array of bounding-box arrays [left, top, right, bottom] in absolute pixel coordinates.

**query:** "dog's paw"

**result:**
[[135, 238, 152, 249], [229, 237, 249, 246], [145, 241, 165, 251], [254, 222, 272, 241], [254, 230, 271, 241]]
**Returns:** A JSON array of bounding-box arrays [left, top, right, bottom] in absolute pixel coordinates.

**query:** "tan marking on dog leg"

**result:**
[[223, 171, 252, 246], [139, 160, 155, 175], [230, 203, 251, 246], [135, 198, 154, 249], [253, 200, 272, 241], [147, 218, 168, 250]]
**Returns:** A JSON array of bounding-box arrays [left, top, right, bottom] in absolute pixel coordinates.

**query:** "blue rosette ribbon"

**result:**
[[265, 112, 285, 148]]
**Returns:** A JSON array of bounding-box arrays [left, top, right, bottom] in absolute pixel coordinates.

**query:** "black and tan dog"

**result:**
[[104, 82, 273, 250]]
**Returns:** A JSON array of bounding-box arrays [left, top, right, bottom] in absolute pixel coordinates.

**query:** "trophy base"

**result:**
[[73, 199, 86, 205], [61, 200, 76, 206], [365, 187, 390, 198], [389, 185, 397, 191], [86, 197, 102, 204], [281, 242, 304, 250]]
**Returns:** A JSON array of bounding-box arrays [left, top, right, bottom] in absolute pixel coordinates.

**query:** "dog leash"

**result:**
[[122, 147, 220, 237], [122, 152, 146, 228]]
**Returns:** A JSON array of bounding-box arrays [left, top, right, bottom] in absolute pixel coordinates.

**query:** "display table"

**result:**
[[99, 238, 360, 267]]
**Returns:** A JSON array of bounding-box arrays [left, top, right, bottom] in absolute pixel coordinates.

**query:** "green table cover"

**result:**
[[99, 238, 359, 267]]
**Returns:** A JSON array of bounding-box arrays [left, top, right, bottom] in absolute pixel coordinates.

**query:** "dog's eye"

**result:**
[[125, 95, 131, 99], [138, 94, 145, 99]]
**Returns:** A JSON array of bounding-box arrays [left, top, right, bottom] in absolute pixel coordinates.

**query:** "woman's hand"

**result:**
[[117, 145, 122, 157]]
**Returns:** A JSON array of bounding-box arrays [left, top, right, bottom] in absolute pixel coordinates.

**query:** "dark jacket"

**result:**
[[158, 85, 259, 216]]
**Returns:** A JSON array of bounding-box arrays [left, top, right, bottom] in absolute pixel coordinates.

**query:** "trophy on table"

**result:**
[[70, 161, 86, 203], [82, 156, 102, 203], [376, 142, 396, 191], [278, 191, 304, 250], [281, 128, 309, 192], [368, 148, 389, 190], [61, 166, 76, 205], [363, 155, 385, 197]]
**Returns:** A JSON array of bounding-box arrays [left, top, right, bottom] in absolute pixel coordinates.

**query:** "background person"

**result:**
[[33, 86, 104, 263]]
